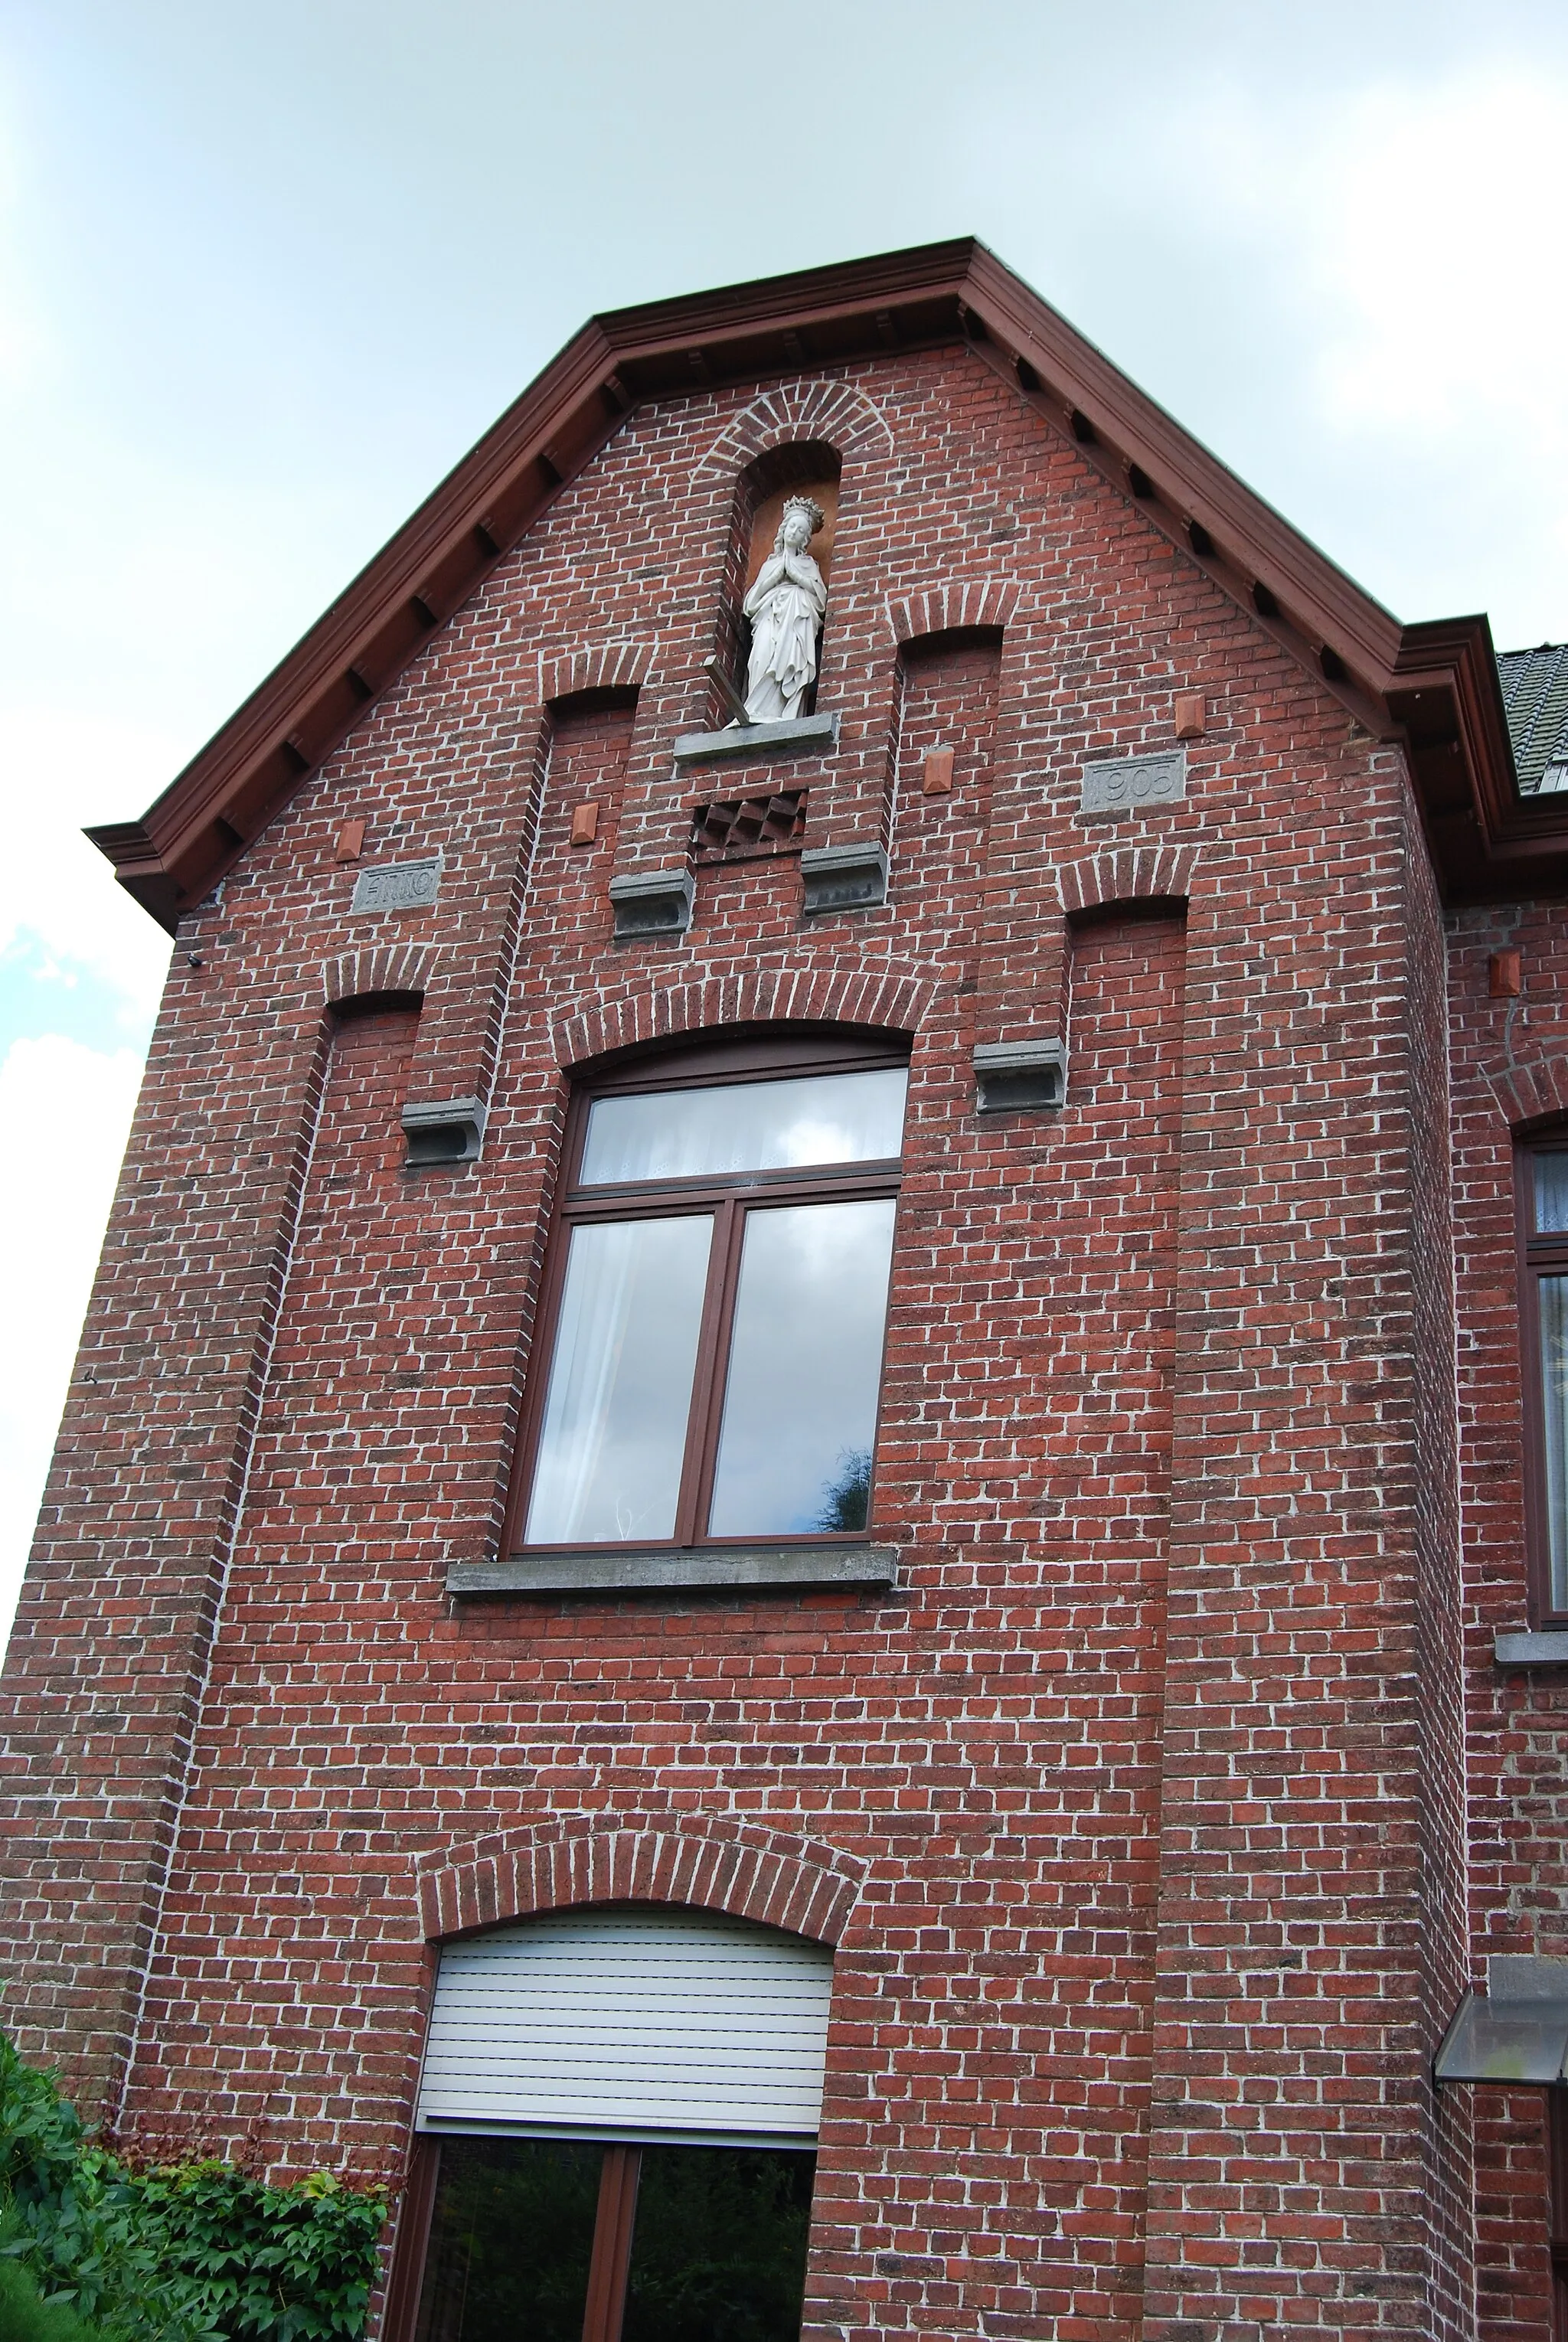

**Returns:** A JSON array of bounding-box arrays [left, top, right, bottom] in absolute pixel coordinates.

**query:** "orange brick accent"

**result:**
[[1173, 690, 1206, 738]]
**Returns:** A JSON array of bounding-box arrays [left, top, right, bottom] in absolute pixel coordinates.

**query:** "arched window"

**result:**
[[510, 1031, 907, 1558], [403, 1906, 830, 2342]]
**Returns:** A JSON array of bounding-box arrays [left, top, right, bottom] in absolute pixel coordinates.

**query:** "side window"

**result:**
[[515, 1038, 907, 1554], [1521, 1143, 1568, 1621]]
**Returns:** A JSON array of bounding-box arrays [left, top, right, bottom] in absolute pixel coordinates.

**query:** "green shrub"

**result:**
[[0, 2035, 384, 2342], [0, 2254, 105, 2342]]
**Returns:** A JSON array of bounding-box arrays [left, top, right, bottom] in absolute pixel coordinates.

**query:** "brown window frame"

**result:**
[[501, 1028, 909, 1560], [1552, 2092, 1568, 2342], [1517, 1137, 1568, 1626], [386, 2132, 819, 2342]]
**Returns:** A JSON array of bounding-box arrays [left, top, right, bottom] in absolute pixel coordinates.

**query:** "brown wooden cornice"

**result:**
[[89, 237, 1550, 927]]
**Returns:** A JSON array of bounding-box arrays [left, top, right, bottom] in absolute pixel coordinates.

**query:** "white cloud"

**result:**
[[1002, 54, 1568, 643], [0, 1034, 143, 1645], [1308, 71, 1568, 446], [1, 707, 174, 1028]]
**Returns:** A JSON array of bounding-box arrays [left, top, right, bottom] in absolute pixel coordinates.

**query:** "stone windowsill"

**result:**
[[448, 1542, 897, 1596], [672, 712, 839, 769], [1494, 1628, 1568, 1667]]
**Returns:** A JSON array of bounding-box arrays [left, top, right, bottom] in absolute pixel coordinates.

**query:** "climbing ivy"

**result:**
[[0, 2033, 385, 2342]]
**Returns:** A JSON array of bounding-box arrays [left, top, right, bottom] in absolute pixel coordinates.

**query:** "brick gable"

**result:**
[[2, 293, 1548, 2341]]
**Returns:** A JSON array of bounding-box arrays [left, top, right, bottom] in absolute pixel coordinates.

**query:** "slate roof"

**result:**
[[1500, 642, 1568, 794]]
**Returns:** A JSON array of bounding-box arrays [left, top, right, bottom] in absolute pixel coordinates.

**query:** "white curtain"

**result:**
[[524, 1216, 711, 1544]]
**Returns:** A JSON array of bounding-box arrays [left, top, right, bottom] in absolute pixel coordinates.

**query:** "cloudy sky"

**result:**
[[2, 0, 1567, 1632]]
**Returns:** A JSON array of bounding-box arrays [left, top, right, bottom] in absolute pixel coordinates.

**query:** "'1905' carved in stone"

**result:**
[[1080, 749, 1187, 815], [349, 855, 443, 913]]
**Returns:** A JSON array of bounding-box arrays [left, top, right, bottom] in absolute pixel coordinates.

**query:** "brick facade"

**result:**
[[3, 247, 1564, 2339]]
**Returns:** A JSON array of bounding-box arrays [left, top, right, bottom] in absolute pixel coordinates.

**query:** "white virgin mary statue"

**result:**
[[740, 495, 828, 723]]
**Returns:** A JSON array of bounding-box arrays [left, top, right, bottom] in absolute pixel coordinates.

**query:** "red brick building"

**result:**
[[6, 238, 1568, 2341]]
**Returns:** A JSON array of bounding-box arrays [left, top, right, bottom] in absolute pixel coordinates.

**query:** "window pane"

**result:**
[[581, 1068, 907, 1185], [1544, 1276, 1568, 1612], [622, 2146, 816, 2342], [708, 1199, 896, 1537], [1539, 1154, 1568, 1234], [525, 1216, 712, 1544], [413, 2137, 600, 2342]]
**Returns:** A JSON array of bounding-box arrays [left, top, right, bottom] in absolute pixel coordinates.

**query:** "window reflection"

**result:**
[[414, 2137, 599, 2342], [1543, 1274, 1568, 1612], [581, 1069, 906, 1186], [623, 2145, 816, 2342], [524, 1216, 713, 1545], [708, 1199, 897, 1537], [414, 2138, 815, 2342]]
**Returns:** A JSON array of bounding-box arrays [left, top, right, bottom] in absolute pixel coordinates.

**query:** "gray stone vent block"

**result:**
[[609, 868, 694, 940], [800, 841, 889, 916], [973, 1038, 1067, 1112], [402, 1096, 486, 1166]]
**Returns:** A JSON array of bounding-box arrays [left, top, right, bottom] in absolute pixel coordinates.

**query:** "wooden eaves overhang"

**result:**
[[89, 237, 1556, 929]]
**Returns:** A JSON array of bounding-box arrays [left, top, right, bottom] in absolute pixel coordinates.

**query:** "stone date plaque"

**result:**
[[1080, 749, 1186, 816], [350, 855, 443, 913]]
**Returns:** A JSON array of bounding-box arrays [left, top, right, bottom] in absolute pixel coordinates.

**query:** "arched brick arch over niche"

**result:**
[[320, 942, 439, 1008], [886, 578, 1019, 647], [416, 1818, 868, 1948], [538, 639, 655, 709], [692, 377, 896, 483], [1058, 843, 1202, 919], [550, 962, 938, 1071]]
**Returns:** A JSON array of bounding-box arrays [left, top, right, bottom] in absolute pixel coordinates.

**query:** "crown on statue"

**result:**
[[781, 495, 825, 536]]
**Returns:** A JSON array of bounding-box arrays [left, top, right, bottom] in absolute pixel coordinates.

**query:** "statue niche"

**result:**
[[737, 487, 834, 725]]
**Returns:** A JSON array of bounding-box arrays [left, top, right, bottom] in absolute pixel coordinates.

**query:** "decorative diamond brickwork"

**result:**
[[689, 788, 806, 861]]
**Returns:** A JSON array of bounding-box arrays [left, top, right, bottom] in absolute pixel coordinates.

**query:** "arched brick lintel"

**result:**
[[1487, 1054, 1568, 1132], [320, 943, 438, 1007], [1058, 844, 1201, 919], [552, 964, 938, 1071], [540, 640, 654, 709], [887, 579, 1018, 647], [693, 379, 895, 481], [417, 1821, 867, 1948]]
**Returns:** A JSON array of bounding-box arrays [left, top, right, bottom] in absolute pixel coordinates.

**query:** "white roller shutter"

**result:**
[[416, 1906, 834, 2142]]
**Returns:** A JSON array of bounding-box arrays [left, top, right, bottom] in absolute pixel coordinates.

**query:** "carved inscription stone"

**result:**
[[350, 856, 443, 913], [1080, 749, 1187, 816]]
